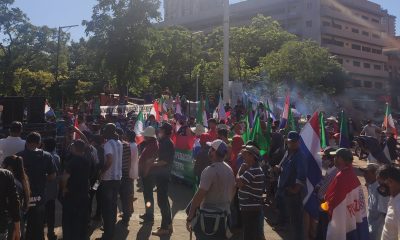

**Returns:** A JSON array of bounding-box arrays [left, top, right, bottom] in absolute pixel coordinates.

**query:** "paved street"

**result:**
[[49, 157, 368, 240]]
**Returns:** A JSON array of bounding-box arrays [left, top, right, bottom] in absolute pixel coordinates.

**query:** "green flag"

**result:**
[[250, 115, 269, 156], [242, 115, 250, 144], [287, 107, 296, 132], [265, 101, 272, 156], [319, 112, 327, 149]]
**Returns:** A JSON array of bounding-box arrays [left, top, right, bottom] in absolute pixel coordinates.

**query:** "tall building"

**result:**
[[162, 0, 396, 111]]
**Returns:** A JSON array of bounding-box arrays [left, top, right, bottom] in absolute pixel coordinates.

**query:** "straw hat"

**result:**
[[191, 124, 207, 136]]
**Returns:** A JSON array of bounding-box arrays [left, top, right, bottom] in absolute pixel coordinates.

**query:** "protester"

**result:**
[[377, 164, 400, 240], [324, 148, 369, 240], [100, 124, 123, 240], [42, 138, 61, 240], [230, 123, 244, 174], [0, 168, 21, 240], [207, 118, 218, 141], [151, 123, 175, 236], [138, 126, 159, 223], [61, 139, 91, 240], [90, 134, 105, 221], [360, 120, 381, 140], [17, 132, 56, 240], [191, 124, 207, 159], [115, 128, 134, 225], [193, 133, 212, 184], [315, 147, 338, 240], [2, 156, 30, 239], [145, 115, 159, 132], [360, 163, 389, 240], [217, 125, 232, 163], [186, 139, 236, 240], [0, 121, 26, 165], [383, 131, 398, 162], [274, 131, 307, 240], [236, 145, 265, 240]]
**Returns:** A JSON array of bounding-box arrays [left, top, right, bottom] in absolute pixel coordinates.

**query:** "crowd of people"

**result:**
[[0, 93, 400, 240]]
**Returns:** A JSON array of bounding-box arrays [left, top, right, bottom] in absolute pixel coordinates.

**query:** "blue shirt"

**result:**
[[277, 149, 307, 195]]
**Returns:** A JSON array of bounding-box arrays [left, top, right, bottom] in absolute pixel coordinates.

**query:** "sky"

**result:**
[[13, 0, 400, 41]]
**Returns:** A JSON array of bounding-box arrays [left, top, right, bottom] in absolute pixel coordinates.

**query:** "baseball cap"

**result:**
[[330, 148, 353, 162], [242, 145, 261, 161], [207, 139, 228, 155], [287, 131, 300, 142]]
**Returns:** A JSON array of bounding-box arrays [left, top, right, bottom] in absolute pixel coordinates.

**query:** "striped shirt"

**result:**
[[121, 141, 132, 179], [238, 165, 265, 211]]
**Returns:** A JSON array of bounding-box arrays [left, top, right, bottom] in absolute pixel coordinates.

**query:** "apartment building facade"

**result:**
[[162, 0, 396, 110]]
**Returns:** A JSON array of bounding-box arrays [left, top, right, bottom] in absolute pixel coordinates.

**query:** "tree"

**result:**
[[260, 40, 347, 95], [83, 0, 161, 99]]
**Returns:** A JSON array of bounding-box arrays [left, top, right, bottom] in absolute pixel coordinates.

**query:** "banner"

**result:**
[[100, 104, 153, 117], [172, 149, 195, 184]]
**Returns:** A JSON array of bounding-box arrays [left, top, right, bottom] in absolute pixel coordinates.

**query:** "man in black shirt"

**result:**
[[151, 123, 175, 236], [0, 169, 20, 240], [17, 132, 56, 240], [61, 139, 91, 240]]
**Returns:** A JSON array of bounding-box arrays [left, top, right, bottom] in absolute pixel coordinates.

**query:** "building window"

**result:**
[[372, 18, 380, 23], [363, 63, 371, 68], [323, 21, 330, 27], [322, 38, 344, 47], [306, 21, 312, 27], [364, 81, 372, 88], [353, 80, 362, 87], [352, 44, 361, 50], [362, 31, 369, 36], [362, 15, 369, 20], [332, 22, 342, 29], [352, 28, 359, 33], [362, 46, 371, 52], [375, 82, 383, 89], [353, 61, 361, 67], [374, 64, 382, 70], [372, 33, 380, 39], [372, 48, 382, 54]]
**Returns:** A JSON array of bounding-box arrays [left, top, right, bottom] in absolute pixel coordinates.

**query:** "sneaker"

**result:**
[[151, 227, 173, 236]]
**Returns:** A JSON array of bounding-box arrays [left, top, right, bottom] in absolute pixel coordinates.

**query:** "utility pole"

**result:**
[[223, 0, 230, 104], [190, 31, 202, 100], [55, 25, 79, 107]]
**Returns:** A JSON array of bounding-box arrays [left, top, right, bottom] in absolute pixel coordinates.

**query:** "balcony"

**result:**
[[342, 64, 389, 78], [320, 6, 386, 32], [321, 26, 386, 46], [323, 44, 388, 62]]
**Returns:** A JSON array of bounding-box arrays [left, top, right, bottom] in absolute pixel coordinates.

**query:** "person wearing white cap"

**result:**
[[360, 163, 389, 240], [186, 139, 236, 240], [138, 126, 159, 224]]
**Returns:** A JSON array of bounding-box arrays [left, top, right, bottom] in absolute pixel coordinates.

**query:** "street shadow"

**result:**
[[136, 222, 154, 240], [168, 178, 194, 220]]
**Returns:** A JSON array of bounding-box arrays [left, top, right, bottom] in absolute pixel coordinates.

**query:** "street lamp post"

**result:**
[[55, 25, 79, 107], [223, 0, 230, 104]]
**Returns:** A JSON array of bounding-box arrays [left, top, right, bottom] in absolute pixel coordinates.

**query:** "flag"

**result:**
[[279, 95, 290, 129], [196, 97, 208, 127], [150, 100, 160, 122], [44, 101, 56, 118], [339, 111, 350, 148], [265, 101, 272, 156], [217, 94, 226, 121], [175, 95, 182, 115], [134, 111, 145, 144], [287, 107, 296, 132], [73, 116, 79, 140], [319, 112, 327, 149], [325, 167, 369, 240], [250, 115, 269, 156], [384, 103, 398, 138], [242, 115, 250, 144], [299, 112, 322, 219]]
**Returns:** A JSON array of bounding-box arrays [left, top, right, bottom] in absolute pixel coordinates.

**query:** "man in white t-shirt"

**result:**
[[100, 123, 122, 240], [0, 121, 25, 165], [377, 165, 400, 240]]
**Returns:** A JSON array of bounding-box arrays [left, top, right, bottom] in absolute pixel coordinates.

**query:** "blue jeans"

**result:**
[[101, 180, 120, 240], [285, 192, 305, 240]]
